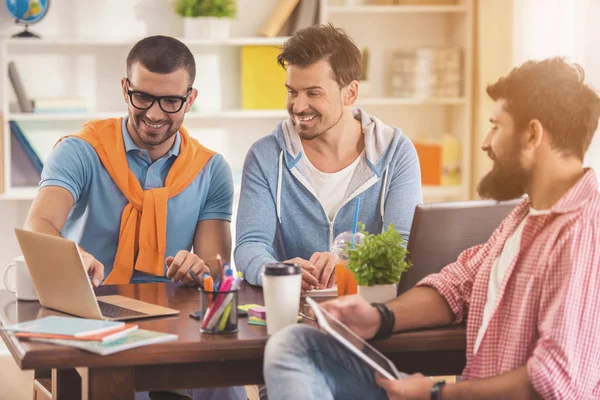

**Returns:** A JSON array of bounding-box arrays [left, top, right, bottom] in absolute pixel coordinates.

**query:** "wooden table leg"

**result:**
[[79, 366, 134, 400], [52, 368, 81, 400]]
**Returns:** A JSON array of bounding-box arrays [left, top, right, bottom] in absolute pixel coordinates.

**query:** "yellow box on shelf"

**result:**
[[241, 46, 287, 110]]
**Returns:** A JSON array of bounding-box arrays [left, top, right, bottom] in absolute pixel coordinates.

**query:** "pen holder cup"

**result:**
[[199, 289, 239, 334]]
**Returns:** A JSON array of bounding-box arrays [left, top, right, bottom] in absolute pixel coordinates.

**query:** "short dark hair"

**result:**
[[487, 57, 600, 160], [277, 23, 362, 87], [126, 35, 196, 86]]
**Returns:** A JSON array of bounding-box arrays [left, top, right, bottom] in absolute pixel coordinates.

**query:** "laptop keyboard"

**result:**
[[98, 300, 148, 319]]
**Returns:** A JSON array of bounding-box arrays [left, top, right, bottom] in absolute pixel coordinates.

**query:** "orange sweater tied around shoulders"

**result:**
[[57, 118, 215, 284]]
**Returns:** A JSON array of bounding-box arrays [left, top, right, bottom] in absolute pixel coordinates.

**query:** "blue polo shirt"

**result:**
[[40, 117, 234, 283]]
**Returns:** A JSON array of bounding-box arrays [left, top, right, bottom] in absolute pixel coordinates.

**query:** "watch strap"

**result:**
[[430, 379, 446, 400], [371, 303, 395, 341]]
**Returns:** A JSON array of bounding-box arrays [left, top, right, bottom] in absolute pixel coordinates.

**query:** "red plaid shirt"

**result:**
[[418, 169, 600, 399]]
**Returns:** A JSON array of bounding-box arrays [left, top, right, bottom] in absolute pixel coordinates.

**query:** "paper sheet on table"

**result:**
[[303, 285, 338, 298]]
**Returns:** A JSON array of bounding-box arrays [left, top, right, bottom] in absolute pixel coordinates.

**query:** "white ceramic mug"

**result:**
[[3, 256, 38, 301]]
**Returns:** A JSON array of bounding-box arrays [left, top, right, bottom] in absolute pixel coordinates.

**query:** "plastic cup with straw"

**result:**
[[333, 197, 362, 296], [351, 197, 361, 249]]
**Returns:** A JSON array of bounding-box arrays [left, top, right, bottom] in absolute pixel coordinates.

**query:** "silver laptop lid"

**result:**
[[398, 199, 520, 295]]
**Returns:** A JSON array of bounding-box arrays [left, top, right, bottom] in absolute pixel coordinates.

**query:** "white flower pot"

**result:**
[[358, 283, 397, 304], [183, 17, 232, 40]]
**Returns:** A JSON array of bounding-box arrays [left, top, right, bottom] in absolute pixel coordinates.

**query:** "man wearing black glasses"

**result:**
[[24, 35, 244, 399]]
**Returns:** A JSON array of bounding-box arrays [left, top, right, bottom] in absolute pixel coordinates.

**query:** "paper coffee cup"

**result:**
[[262, 262, 302, 335]]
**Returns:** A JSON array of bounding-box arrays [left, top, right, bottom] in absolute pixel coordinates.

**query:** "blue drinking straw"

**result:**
[[351, 197, 361, 249]]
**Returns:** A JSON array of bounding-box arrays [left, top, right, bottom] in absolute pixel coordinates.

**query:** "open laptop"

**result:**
[[397, 199, 521, 295], [14, 229, 180, 321]]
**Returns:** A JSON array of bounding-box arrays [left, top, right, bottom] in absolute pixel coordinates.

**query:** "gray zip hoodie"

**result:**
[[235, 108, 423, 286]]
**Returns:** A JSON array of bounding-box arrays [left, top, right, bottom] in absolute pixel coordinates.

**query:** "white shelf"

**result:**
[[4, 36, 289, 49], [357, 97, 466, 106], [7, 110, 288, 121], [328, 5, 467, 14]]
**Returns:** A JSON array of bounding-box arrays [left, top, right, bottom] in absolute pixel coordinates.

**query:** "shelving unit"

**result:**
[[0, 0, 473, 204], [327, 5, 467, 14], [3, 36, 290, 50]]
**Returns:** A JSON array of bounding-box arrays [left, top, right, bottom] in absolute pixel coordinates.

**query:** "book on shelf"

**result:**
[[8, 61, 33, 113], [28, 329, 178, 356], [33, 97, 89, 114], [241, 46, 287, 110], [10, 121, 43, 174], [10, 121, 43, 187], [1, 316, 124, 337], [259, 0, 301, 37], [292, 0, 319, 33]]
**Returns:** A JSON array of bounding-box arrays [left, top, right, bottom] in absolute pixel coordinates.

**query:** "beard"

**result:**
[[130, 111, 178, 148], [289, 97, 345, 141], [477, 152, 529, 201]]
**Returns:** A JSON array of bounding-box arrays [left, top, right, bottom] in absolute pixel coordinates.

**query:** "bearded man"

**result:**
[[263, 57, 600, 400]]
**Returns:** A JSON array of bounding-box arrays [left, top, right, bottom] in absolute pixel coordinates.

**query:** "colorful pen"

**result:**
[[203, 276, 214, 307]]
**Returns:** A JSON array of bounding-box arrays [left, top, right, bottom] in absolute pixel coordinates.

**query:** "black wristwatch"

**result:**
[[431, 380, 446, 400], [371, 303, 395, 341]]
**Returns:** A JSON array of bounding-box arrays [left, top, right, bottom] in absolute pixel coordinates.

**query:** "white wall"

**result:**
[[513, 0, 600, 176], [0, 201, 31, 289]]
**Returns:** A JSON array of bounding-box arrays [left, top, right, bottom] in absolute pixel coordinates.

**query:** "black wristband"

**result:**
[[371, 303, 395, 341], [430, 380, 446, 400]]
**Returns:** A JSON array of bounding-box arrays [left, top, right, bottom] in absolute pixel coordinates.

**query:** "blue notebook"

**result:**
[[10, 121, 43, 173], [1, 316, 124, 338]]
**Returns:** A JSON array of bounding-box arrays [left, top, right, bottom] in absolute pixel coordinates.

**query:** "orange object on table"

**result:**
[[414, 142, 442, 185]]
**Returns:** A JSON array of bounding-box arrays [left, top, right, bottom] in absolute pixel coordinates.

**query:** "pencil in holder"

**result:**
[[199, 288, 239, 334]]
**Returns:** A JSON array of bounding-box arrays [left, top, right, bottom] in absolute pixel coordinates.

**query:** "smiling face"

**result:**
[[477, 99, 530, 201], [285, 59, 348, 141], [121, 62, 197, 151]]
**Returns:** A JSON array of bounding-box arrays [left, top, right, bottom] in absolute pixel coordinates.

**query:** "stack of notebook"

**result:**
[[1, 316, 177, 355]]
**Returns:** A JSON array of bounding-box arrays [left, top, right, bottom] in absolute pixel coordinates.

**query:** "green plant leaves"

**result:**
[[347, 223, 412, 286], [174, 0, 237, 18]]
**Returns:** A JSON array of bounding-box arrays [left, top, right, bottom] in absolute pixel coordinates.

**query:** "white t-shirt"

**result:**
[[304, 152, 364, 221], [473, 207, 550, 354]]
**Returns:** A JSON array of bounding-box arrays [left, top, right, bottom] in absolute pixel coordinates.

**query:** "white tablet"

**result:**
[[305, 297, 407, 380]]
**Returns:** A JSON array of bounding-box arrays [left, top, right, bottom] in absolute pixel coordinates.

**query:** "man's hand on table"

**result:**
[[80, 249, 104, 287], [308, 251, 337, 289], [283, 257, 319, 294], [166, 250, 210, 287]]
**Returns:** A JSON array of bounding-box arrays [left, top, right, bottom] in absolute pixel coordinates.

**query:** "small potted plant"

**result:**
[[174, 0, 237, 39], [347, 223, 411, 303], [360, 47, 371, 96]]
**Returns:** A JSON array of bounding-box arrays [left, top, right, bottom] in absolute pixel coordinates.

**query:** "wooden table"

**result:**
[[0, 283, 466, 399]]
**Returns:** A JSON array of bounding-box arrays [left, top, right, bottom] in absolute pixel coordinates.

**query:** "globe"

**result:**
[[5, 0, 50, 38]]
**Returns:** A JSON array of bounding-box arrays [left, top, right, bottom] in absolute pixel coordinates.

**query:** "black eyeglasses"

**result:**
[[125, 78, 192, 114]]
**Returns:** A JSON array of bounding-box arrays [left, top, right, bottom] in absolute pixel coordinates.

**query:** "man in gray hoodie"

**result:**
[[235, 24, 422, 291]]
